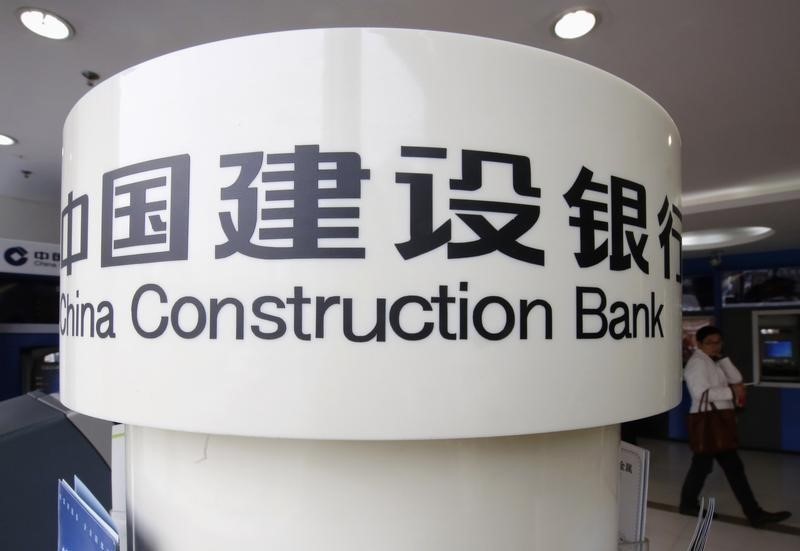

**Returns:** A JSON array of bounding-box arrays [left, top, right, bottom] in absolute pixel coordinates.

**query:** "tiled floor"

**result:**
[[641, 437, 800, 550], [646, 508, 800, 551]]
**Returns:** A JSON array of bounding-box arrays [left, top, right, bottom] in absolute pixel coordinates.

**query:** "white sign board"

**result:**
[[0, 237, 59, 277], [618, 441, 650, 544], [60, 29, 682, 439]]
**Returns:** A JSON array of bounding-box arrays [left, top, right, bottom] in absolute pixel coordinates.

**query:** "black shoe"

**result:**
[[749, 509, 792, 528]]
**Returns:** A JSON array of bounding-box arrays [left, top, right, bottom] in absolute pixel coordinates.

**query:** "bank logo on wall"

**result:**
[[4, 246, 28, 266], [60, 145, 681, 343], [1, 240, 60, 275]]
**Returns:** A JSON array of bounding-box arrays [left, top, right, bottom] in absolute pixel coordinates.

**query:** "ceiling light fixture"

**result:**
[[17, 7, 74, 40], [554, 9, 597, 39], [681, 173, 800, 215], [682, 226, 774, 252], [0, 134, 17, 146]]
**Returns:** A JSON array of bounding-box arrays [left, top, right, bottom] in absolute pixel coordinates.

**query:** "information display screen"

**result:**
[[764, 340, 793, 359], [754, 311, 800, 385]]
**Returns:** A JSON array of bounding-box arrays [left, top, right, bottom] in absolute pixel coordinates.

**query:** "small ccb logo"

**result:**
[[4, 246, 28, 266]]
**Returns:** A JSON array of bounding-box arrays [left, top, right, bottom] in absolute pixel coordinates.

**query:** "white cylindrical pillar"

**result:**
[[61, 28, 682, 550]]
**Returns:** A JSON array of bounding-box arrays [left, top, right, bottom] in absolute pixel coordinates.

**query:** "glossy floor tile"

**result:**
[[646, 508, 800, 551], [641, 437, 800, 549]]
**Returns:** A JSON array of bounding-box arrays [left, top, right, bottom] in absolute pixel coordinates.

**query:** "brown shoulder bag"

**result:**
[[687, 389, 738, 454]]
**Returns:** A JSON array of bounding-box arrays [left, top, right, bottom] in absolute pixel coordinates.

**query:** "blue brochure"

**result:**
[[58, 476, 119, 551]]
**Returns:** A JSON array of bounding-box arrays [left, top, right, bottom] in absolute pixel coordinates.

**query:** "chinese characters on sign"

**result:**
[[217, 145, 370, 259], [101, 155, 190, 267], [61, 146, 680, 279], [61, 191, 88, 275], [658, 197, 683, 282], [396, 147, 543, 264], [564, 167, 649, 273]]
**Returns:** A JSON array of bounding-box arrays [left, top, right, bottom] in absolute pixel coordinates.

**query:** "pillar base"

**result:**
[[127, 425, 620, 550]]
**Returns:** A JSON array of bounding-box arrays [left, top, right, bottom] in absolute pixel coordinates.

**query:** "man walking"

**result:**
[[679, 325, 791, 528]]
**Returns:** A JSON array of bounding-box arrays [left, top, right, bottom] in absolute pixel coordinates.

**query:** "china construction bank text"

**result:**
[[60, 284, 664, 342]]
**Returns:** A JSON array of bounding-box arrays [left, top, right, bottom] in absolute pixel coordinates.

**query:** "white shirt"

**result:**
[[683, 349, 743, 413]]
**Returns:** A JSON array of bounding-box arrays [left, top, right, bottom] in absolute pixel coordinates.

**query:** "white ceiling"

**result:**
[[1, 0, 799, 256]]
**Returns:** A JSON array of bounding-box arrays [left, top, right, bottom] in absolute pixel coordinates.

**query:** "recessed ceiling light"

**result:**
[[554, 9, 597, 39], [0, 134, 17, 146], [683, 227, 774, 252], [18, 7, 74, 40]]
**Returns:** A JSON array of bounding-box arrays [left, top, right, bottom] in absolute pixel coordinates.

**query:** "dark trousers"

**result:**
[[680, 450, 760, 518]]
